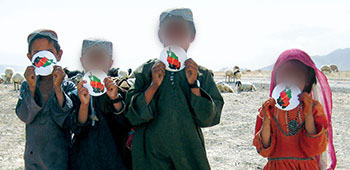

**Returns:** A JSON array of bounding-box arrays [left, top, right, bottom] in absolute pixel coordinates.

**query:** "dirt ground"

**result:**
[[0, 71, 349, 170]]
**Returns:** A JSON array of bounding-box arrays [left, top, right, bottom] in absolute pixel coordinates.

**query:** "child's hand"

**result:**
[[151, 62, 165, 87], [262, 98, 276, 121], [77, 80, 90, 106], [53, 65, 66, 89], [299, 92, 313, 116], [185, 58, 199, 85], [24, 66, 37, 96], [104, 77, 119, 100]]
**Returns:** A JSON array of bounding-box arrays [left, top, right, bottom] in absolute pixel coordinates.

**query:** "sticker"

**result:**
[[272, 83, 302, 111], [159, 45, 188, 72], [31, 50, 57, 76], [82, 70, 107, 96]]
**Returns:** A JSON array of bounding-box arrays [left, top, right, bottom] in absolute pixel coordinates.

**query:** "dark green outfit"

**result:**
[[126, 59, 224, 170]]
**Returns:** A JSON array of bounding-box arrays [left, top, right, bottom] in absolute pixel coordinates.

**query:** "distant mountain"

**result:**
[[260, 48, 350, 71]]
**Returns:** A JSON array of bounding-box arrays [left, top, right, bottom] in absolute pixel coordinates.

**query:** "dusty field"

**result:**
[[0, 71, 349, 170]]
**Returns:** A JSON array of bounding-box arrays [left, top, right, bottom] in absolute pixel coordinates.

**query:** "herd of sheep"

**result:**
[[0, 64, 340, 93], [321, 64, 339, 73], [0, 67, 24, 91], [216, 66, 256, 93]]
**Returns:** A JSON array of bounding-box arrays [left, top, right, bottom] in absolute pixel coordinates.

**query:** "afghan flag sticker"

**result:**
[[31, 50, 57, 76], [159, 45, 188, 72], [272, 83, 302, 111], [82, 70, 107, 96]]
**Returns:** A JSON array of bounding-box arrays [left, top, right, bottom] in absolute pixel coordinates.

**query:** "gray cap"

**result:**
[[82, 39, 113, 57], [159, 8, 194, 23], [27, 29, 58, 44]]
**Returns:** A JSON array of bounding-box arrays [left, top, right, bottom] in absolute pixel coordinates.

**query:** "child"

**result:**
[[253, 49, 337, 170], [69, 39, 132, 170], [16, 29, 75, 170], [126, 8, 224, 170]]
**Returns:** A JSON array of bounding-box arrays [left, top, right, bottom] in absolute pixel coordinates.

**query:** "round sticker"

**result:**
[[82, 70, 107, 96], [272, 83, 302, 111], [31, 50, 57, 76], [159, 45, 188, 72]]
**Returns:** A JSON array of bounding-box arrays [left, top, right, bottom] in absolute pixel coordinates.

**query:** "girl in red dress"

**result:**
[[253, 49, 336, 170]]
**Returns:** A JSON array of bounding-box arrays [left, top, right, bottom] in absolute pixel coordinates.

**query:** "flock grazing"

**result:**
[[0, 67, 25, 91], [0, 67, 135, 91], [321, 64, 339, 73], [0, 64, 341, 93], [217, 66, 256, 93]]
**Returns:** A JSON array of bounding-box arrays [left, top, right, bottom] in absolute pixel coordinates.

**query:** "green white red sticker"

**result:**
[[83, 70, 107, 96], [31, 50, 57, 76], [159, 45, 188, 72], [272, 83, 301, 111]]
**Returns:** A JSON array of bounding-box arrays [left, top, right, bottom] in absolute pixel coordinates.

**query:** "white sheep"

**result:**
[[329, 64, 339, 72], [225, 69, 234, 82], [233, 69, 242, 82], [118, 70, 129, 80], [321, 65, 331, 73], [216, 81, 234, 93], [12, 73, 24, 91], [0, 74, 6, 84], [4, 67, 14, 84], [235, 81, 256, 92], [69, 73, 83, 86]]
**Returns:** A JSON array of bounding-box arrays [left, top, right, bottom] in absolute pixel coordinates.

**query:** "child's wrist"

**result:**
[[304, 112, 314, 119], [263, 118, 271, 124], [54, 86, 62, 93], [29, 87, 36, 96], [80, 103, 89, 108], [150, 82, 160, 89]]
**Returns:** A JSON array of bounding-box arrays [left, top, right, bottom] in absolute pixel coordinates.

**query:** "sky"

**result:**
[[0, 0, 349, 71]]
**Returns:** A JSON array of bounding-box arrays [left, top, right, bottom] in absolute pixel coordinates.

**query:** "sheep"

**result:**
[[108, 68, 133, 78], [69, 73, 83, 86], [233, 69, 242, 82], [225, 69, 234, 82], [4, 67, 14, 84], [329, 64, 339, 72], [110, 77, 134, 91], [321, 65, 331, 73], [0, 74, 6, 84], [127, 68, 133, 77], [64, 68, 83, 78], [216, 81, 234, 93], [118, 70, 130, 80], [108, 68, 120, 77], [12, 73, 24, 91], [235, 81, 256, 92]]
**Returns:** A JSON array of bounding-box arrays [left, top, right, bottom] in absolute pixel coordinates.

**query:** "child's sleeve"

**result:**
[[15, 81, 42, 124], [125, 61, 158, 126], [299, 101, 329, 157], [253, 110, 276, 157], [101, 91, 132, 131], [189, 69, 224, 127], [50, 80, 75, 129], [68, 90, 91, 135]]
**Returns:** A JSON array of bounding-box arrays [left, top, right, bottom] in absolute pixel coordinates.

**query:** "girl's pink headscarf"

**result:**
[[270, 49, 336, 170]]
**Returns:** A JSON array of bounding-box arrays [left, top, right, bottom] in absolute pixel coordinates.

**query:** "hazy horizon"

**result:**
[[1, 0, 349, 72]]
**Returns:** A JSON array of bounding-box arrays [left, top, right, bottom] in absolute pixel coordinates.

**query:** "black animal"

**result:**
[[108, 68, 120, 77], [127, 68, 132, 76], [64, 68, 83, 78]]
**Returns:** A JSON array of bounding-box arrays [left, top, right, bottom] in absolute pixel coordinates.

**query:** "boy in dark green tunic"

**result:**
[[126, 8, 224, 170], [16, 29, 75, 170], [69, 39, 132, 170]]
